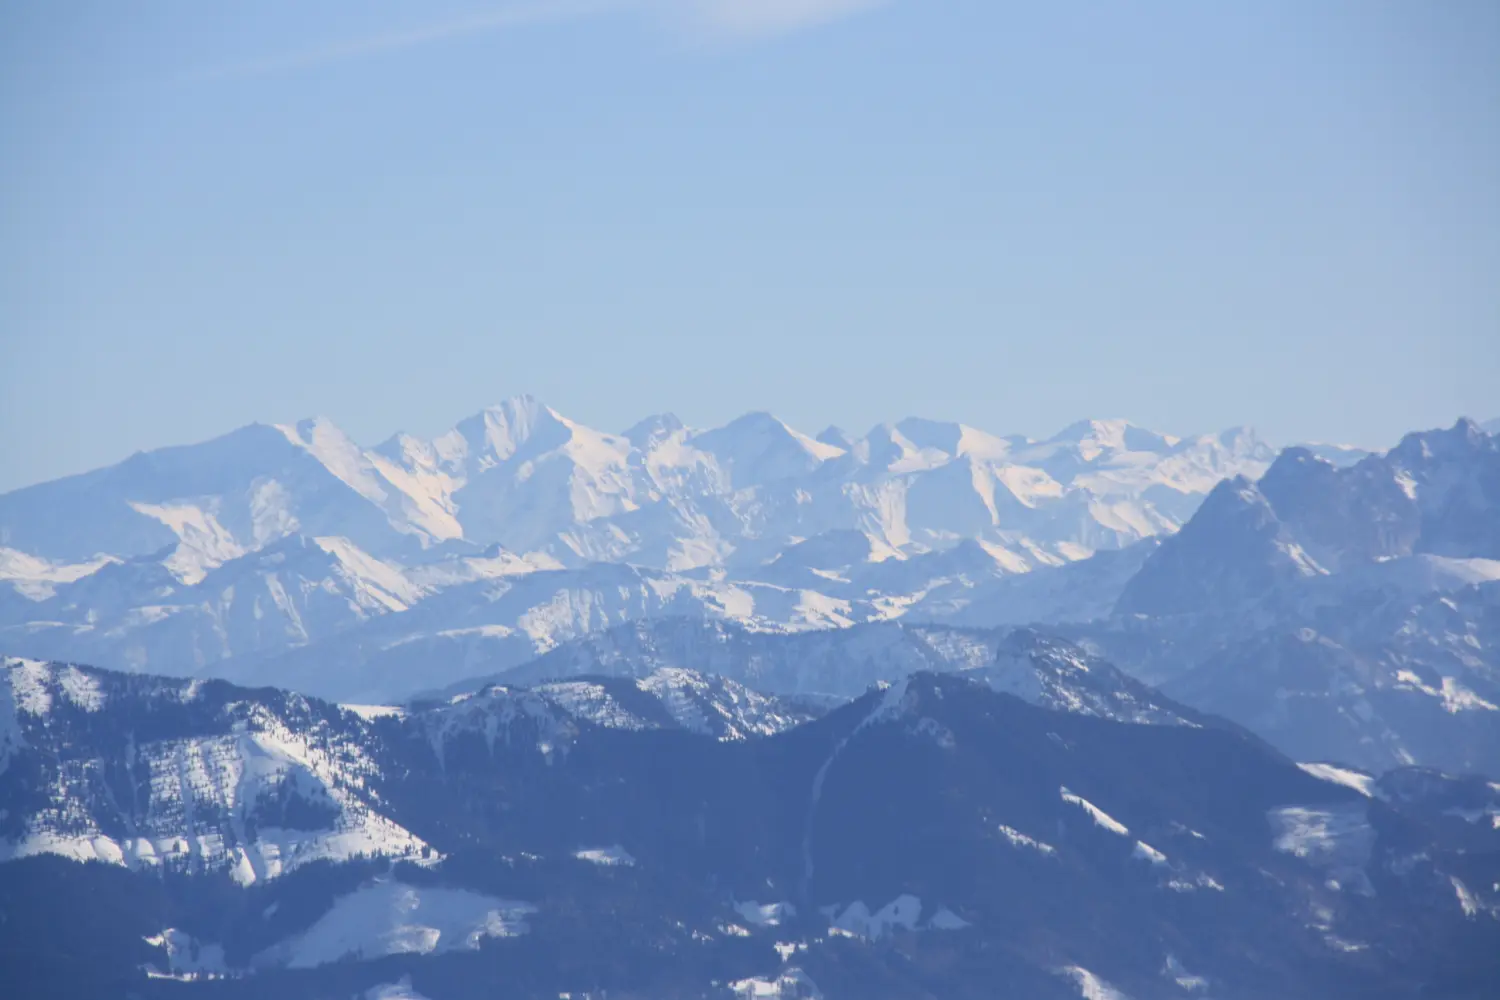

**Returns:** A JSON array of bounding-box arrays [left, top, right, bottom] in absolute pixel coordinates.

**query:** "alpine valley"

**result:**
[[2, 403, 1499, 999]]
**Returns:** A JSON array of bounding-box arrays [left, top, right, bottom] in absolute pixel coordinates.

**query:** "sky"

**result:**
[[1, 0, 1496, 491]]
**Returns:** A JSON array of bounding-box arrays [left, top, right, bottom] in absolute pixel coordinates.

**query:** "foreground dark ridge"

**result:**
[[3, 656, 1497, 999]]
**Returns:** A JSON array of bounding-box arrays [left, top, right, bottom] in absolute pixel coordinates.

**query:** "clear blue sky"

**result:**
[[2, 0, 1496, 491]]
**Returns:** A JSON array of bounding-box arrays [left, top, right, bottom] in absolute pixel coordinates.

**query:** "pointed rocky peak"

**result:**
[[858, 423, 926, 470], [1292, 441, 1372, 469], [891, 417, 964, 456], [690, 411, 845, 487], [1205, 425, 1275, 461], [623, 412, 686, 450], [1453, 415, 1487, 438], [816, 425, 853, 450], [371, 430, 435, 467], [1391, 417, 1497, 466], [1007, 419, 1156, 481], [1170, 476, 1308, 558], [1258, 446, 1342, 506], [1381, 419, 1500, 560], [1113, 476, 1325, 616], [277, 415, 352, 449], [453, 395, 574, 465], [1126, 420, 1181, 452], [704, 411, 840, 452], [712, 410, 778, 432], [893, 417, 1011, 461], [1050, 417, 1128, 447], [271, 415, 392, 499], [1048, 418, 1179, 458]]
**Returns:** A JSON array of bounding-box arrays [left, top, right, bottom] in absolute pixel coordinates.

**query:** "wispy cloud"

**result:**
[[196, 0, 886, 80], [672, 0, 889, 41]]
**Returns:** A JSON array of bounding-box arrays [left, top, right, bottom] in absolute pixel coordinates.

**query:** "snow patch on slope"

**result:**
[[730, 968, 823, 999], [0, 547, 118, 599], [1061, 787, 1130, 836], [8, 657, 54, 715], [573, 845, 636, 866], [1267, 804, 1373, 869], [1393, 671, 1498, 713], [365, 978, 434, 1000], [1059, 965, 1132, 1000], [258, 878, 534, 968], [998, 823, 1057, 855], [823, 895, 968, 940], [1297, 763, 1379, 799], [312, 536, 424, 611], [144, 928, 226, 980]]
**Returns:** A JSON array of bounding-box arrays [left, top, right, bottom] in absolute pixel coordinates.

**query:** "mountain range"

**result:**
[[0, 398, 1286, 573], [0, 400, 1288, 699], [1, 410, 1497, 772], [5, 653, 1497, 999]]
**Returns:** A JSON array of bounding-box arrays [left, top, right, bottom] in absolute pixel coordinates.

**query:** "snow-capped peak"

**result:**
[[690, 411, 846, 488], [893, 417, 1017, 461], [815, 425, 854, 449], [1042, 418, 1180, 458], [623, 412, 687, 449], [452, 395, 575, 467]]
